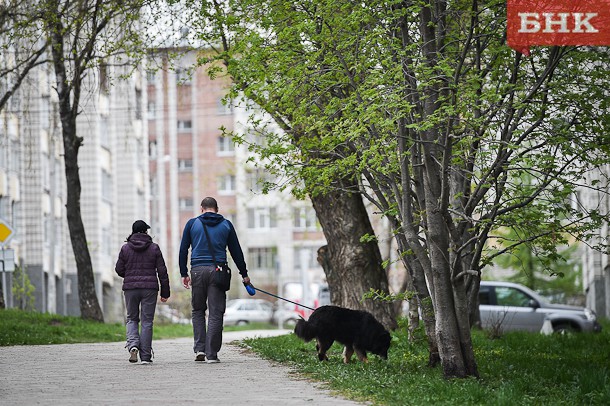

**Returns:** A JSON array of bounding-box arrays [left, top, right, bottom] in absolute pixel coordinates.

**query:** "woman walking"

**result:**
[[115, 220, 170, 364]]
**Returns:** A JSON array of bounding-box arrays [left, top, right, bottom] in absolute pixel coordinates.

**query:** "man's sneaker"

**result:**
[[205, 358, 220, 364], [194, 352, 206, 362], [140, 360, 152, 365], [129, 347, 139, 363]]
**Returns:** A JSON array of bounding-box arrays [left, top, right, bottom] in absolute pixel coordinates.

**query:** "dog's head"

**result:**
[[372, 330, 391, 360]]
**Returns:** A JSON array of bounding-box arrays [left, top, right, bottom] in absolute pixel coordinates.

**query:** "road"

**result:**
[[0, 330, 366, 406]]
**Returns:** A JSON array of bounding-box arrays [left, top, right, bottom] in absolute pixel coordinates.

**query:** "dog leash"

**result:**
[[244, 283, 316, 311]]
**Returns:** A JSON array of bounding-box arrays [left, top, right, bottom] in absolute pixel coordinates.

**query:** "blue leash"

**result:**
[[244, 283, 316, 311]]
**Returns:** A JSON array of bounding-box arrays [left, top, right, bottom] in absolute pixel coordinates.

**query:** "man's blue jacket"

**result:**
[[179, 212, 248, 278]]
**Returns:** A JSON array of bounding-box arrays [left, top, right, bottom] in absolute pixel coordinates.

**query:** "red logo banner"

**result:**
[[507, 0, 610, 55]]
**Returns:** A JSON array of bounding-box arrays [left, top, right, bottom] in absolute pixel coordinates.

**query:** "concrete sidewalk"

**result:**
[[0, 330, 365, 406]]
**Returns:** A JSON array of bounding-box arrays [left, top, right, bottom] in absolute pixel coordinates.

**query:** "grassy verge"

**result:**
[[0, 308, 277, 345], [243, 319, 610, 406]]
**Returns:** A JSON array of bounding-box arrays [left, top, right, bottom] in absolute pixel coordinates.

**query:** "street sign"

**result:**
[[0, 219, 14, 246]]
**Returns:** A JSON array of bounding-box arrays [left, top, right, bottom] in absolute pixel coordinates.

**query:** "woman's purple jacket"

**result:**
[[115, 233, 170, 299]]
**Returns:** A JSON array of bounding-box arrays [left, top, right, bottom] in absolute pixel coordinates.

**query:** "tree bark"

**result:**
[[62, 125, 105, 322], [311, 181, 397, 331], [421, 130, 478, 377], [48, 7, 104, 322]]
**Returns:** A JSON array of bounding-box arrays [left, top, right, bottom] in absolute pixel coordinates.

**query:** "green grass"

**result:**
[[0, 308, 127, 345], [243, 319, 610, 406], [0, 308, 277, 345]]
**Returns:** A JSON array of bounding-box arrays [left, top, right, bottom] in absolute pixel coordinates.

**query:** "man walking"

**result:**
[[179, 197, 251, 363]]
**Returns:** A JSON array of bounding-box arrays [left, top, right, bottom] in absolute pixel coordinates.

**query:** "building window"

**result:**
[[101, 226, 112, 256], [149, 141, 157, 159], [248, 247, 277, 270], [217, 136, 234, 155], [247, 207, 277, 229], [0, 199, 5, 223], [217, 97, 233, 115], [101, 169, 112, 202], [9, 140, 20, 172], [0, 198, 6, 224], [150, 176, 158, 200], [218, 174, 235, 194], [0, 143, 5, 168], [100, 116, 110, 149], [147, 101, 155, 119], [135, 138, 143, 167], [41, 152, 50, 190], [177, 120, 192, 132], [146, 69, 156, 83], [293, 207, 318, 231], [178, 159, 193, 172], [246, 168, 274, 193], [176, 68, 191, 85], [294, 247, 318, 270], [40, 96, 50, 129], [246, 130, 267, 148], [44, 213, 52, 246], [179, 197, 194, 211], [99, 63, 109, 94], [135, 88, 142, 120]]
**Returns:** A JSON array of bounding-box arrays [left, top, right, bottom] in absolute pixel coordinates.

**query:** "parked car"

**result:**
[[271, 303, 302, 327], [318, 284, 331, 306], [156, 304, 190, 325], [479, 281, 602, 334], [223, 299, 273, 326]]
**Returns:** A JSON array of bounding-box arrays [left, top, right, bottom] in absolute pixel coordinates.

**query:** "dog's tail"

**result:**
[[294, 316, 317, 342]]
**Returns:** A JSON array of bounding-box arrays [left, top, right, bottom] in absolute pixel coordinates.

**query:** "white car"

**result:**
[[223, 299, 274, 326], [271, 303, 303, 327], [479, 281, 602, 333]]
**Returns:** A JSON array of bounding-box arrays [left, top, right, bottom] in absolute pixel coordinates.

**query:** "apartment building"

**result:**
[[233, 109, 328, 304], [0, 74, 29, 310], [0, 61, 69, 315], [75, 62, 149, 322], [0, 55, 147, 322], [147, 50, 237, 275], [580, 165, 610, 318], [147, 50, 328, 305]]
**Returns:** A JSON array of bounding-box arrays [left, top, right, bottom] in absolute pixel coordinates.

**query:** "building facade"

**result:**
[[147, 50, 328, 306], [581, 165, 610, 319], [0, 55, 147, 322], [147, 50, 238, 275]]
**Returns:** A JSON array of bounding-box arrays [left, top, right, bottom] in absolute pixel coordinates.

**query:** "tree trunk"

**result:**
[[49, 14, 104, 322], [63, 130, 104, 322], [423, 151, 478, 378], [311, 182, 397, 331]]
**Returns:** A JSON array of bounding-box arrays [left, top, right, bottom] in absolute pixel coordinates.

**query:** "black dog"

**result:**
[[294, 305, 391, 363]]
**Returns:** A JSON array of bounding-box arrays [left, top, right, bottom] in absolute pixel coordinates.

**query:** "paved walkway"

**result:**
[[0, 330, 365, 406]]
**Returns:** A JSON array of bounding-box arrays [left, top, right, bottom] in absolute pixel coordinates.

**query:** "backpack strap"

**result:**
[[198, 217, 218, 266]]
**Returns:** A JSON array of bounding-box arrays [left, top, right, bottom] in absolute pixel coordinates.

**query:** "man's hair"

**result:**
[[201, 197, 218, 211]]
